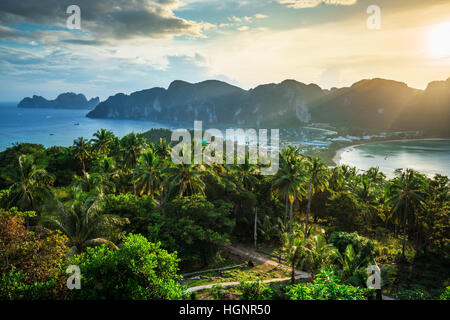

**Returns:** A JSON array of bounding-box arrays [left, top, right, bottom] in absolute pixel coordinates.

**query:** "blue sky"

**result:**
[[0, 0, 449, 101]]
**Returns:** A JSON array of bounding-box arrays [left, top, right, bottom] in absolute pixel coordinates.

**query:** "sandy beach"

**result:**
[[331, 138, 449, 166]]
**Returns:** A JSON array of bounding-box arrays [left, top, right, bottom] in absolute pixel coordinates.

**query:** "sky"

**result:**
[[0, 0, 449, 101]]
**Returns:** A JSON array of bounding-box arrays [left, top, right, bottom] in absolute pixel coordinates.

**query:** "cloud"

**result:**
[[0, 0, 212, 42], [278, 0, 357, 9], [254, 14, 268, 19], [237, 26, 249, 31], [0, 25, 20, 39]]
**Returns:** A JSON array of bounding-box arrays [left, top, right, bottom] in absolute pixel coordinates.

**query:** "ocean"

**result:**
[[338, 139, 450, 178], [0, 102, 178, 151], [0, 103, 334, 151]]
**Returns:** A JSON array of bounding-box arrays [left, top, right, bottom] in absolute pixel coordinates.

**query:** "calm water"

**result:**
[[0, 103, 179, 151], [0, 103, 334, 151], [340, 140, 450, 178]]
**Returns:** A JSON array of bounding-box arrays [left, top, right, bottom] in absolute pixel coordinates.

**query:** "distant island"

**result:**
[[86, 77, 450, 138], [18, 93, 100, 110]]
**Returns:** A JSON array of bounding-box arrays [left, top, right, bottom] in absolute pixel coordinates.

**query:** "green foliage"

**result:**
[[326, 192, 364, 232], [210, 285, 228, 300], [45, 146, 77, 186], [0, 208, 70, 299], [239, 279, 273, 300], [153, 195, 234, 266], [70, 234, 185, 300], [286, 270, 369, 300], [329, 232, 376, 267], [143, 128, 172, 145], [42, 192, 128, 252], [104, 193, 156, 235], [0, 269, 59, 300], [0, 128, 448, 300], [440, 287, 450, 300], [392, 286, 432, 300]]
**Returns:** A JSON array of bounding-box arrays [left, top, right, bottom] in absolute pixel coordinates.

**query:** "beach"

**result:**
[[332, 138, 449, 166]]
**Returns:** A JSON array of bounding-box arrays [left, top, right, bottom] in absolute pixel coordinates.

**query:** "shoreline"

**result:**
[[332, 138, 449, 166]]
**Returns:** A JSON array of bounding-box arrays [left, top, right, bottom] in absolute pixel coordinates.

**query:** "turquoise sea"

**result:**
[[0, 103, 334, 151], [339, 139, 450, 178], [0, 102, 179, 151]]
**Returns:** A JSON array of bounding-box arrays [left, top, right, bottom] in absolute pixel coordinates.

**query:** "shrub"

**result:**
[[70, 233, 185, 300], [0, 208, 70, 299], [210, 285, 228, 300], [392, 286, 431, 300], [330, 231, 376, 267], [440, 287, 450, 300], [286, 270, 369, 300], [0, 270, 58, 300], [239, 279, 273, 300]]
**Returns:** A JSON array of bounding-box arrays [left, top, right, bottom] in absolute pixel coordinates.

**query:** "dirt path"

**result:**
[[185, 245, 394, 300], [223, 245, 310, 279], [185, 245, 310, 294]]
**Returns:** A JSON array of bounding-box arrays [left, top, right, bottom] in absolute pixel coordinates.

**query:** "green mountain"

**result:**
[[86, 78, 450, 137]]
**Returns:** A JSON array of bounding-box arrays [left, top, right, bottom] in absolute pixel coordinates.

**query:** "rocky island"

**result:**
[[18, 92, 100, 110]]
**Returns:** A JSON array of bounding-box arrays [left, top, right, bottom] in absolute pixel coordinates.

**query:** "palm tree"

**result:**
[[236, 160, 260, 248], [91, 128, 114, 155], [154, 138, 172, 160], [282, 231, 306, 283], [303, 157, 329, 239], [354, 176, 379, 224], [5, 154, 53, 213], [305, 235, 338, 276], [72, 172, 104, 195], [92, 156, 120, 193], [336, 244, 363, 281], [387, 168, 427, 259], [365, 167, 386, 185], [121, 132, 147, 170], [164, 163, 206, 198], [73, 137, 91, 172], [273, 149, 304, 233], [133, 149, 162, 197], [329, 167, 346, 192], [42, 193, 128, 252]]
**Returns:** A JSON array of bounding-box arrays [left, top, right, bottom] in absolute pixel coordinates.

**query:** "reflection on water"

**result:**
[[340, 140, 450, 178]]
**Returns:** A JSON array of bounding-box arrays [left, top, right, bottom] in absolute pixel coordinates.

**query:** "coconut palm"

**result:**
[[154, 138, 172, 160], [273, 149, 305, 232], [133, 149, 162, 197], [92, 156, 120, 193], [365, 166, 386, 185], [72, 137, 91, 172], [305, 235, 338, 276], [235, 160, 261, 247], [336, 244, 363, 280], [303, 157, 329, 239], [42, 193, 128, 252], [282, 231, 306, 283], [164, 163, 206, 198], [4, 154, 53, 212], [329, 167, 346, 192], [121, 132, 147, 170], [91, 128, 115, 155], [387, 168, 427, 259]]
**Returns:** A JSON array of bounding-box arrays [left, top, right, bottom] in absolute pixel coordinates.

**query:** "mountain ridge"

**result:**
[[83, 77, 448, 137]]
